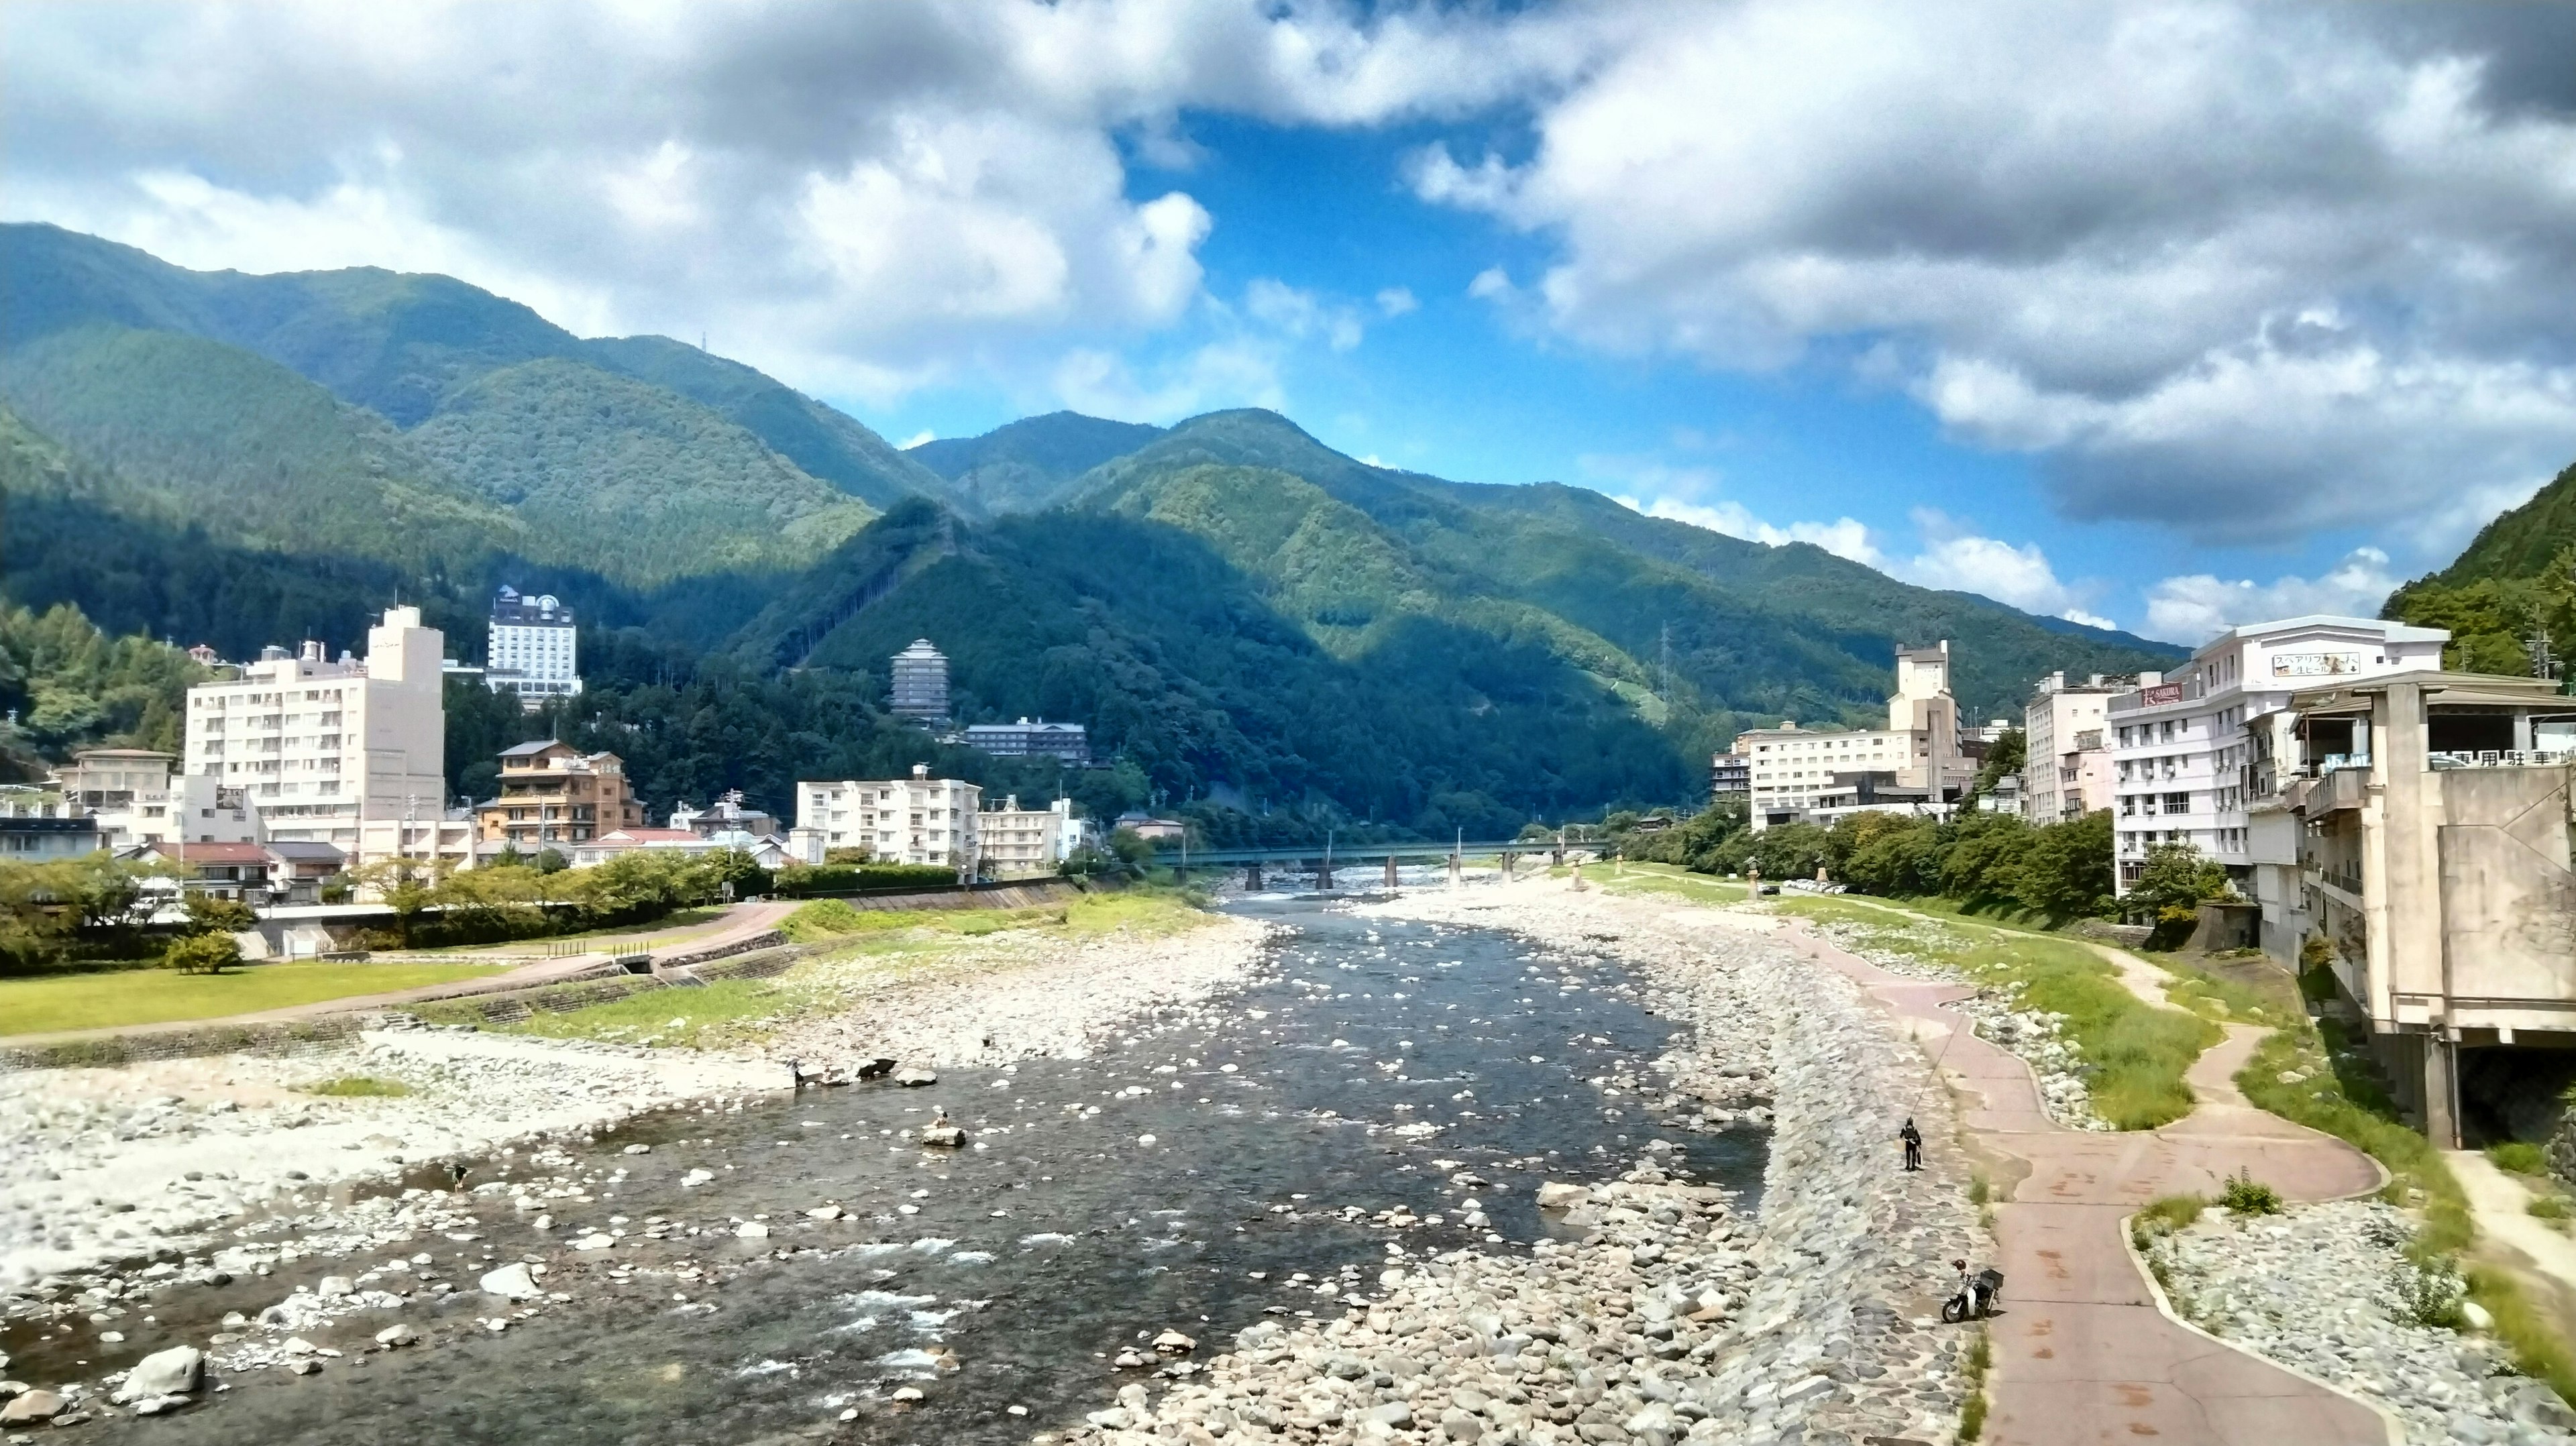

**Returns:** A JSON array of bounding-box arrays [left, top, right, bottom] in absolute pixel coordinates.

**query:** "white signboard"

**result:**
[[2271, 651, 2364, 679]]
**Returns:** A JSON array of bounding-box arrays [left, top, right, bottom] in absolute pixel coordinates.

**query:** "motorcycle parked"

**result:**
[[1942, 1266, 2004, 1323]]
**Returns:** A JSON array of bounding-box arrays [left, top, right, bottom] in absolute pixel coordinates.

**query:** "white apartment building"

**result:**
[[1738, 641, 1970, 830], [182, 606, 458, 867], [52, 748, 260, 849], [2025, 673, 2146, 824], [2108, 616, 2447, 895], [979, 795, 1083, 876], [791, 763, 981, 868], [486, 587, 582, 707]]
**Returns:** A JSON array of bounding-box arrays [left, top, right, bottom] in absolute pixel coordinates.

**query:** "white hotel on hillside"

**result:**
[[2108, 615, 2447, 893]]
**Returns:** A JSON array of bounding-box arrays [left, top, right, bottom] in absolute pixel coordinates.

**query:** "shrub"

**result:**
[[160, 931, 241, 975], [2529, 1195, 2571, 1222], [2392, 1258, 2466, 1329], [300, 1074, 411, 1097], [2137, 1193, 2208, 1233], [2218, 1168, 2282, 1216], [182, 893, 259, 935], [2487, 1141, 2548, 1176]]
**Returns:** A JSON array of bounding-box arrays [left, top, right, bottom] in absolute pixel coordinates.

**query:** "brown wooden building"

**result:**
[[474, 741, 643, 852]]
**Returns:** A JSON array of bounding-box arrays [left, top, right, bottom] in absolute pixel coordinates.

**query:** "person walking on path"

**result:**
[[1898, 1116, 1923, 1171]]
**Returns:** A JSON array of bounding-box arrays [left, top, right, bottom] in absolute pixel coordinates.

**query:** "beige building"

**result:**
[[1738, 640, 1970, 830], [182, 606, 451, 865], [475, 741, 644, 852], [791, 764, 981, 868], [2023, 673, 2142, 824], [53, 748, 260, 849], [2268, 672, 2576, 1147], [979, 795, 1082, 876]]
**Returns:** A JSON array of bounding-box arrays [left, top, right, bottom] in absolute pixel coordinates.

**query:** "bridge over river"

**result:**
[[1155, 838, 1615, 890]]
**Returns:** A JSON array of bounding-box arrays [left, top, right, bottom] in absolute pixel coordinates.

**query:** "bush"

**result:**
[[2488, 1141, 2548, 1176], [772, 862, 957, 897], [2528, 1195, 2571, 1222], [2392, 1258, 2466, 1329], [160, 931, 241, 975], [2137, 1193, 2208, 1233], [182, 893, 259, 935], [2218, 1167, 2282, 1216], [299, 1074, 411, 1097]]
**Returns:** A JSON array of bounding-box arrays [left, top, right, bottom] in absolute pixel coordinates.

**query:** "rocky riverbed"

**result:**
[[2141, 1199, 2576, 1446]]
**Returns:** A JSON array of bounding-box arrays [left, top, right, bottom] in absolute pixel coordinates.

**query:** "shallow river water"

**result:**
[[54, 894, 1765, 1445]]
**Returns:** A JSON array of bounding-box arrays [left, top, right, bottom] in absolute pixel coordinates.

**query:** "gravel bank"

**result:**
[[1065, 878, 1988, 1446], [2141, 1199, 2576, 1446]]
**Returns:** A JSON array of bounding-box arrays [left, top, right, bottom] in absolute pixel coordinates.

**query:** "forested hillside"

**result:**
[[0, 222, 2188, 836], [2385, 459, 2576, 674]]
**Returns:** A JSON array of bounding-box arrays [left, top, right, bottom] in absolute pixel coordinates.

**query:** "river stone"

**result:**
[[315, 1275, 355, 1298], [1534, 1182, 1591, 1209], [806, 1205, 845, 1220], [1, 1390, 59, 1425], [1154, 1329, 1197, 1354], [478, 1264, 539, 1300], [375, 1324, 418, 1347], [573, 1233, 615, 1251], [920, 1126, 966, 1148], [112, 1345, 203, 1402], [894, 1068, 938, 1088], [735, 1221, 770, 1239]]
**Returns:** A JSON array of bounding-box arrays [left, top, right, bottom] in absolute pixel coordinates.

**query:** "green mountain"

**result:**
[[908, 410, 1166, 516], [2384, 457, 2576, 675], [407, 357, 875, 585]]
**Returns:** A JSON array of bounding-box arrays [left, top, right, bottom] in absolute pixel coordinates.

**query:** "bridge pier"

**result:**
[[1501, 851, 1517, 879], [1448, 852, 1462, 889], [1245, 860, 1263, 891], [1317, 856, 1334, 892], [1383, 856, 1399, 891]]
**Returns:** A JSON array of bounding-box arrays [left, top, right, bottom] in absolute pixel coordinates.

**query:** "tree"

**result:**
[[1970, 727, 2027, 799], [162, 930, 241, 975], [2012, 811, 2113, 921], [182, 893, 259, 935], [1941, 810, 2033, 904], [2126, 841, 2235, 918]]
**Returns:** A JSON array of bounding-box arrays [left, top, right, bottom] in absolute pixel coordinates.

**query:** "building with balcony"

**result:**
[[182, 606, 449, 864], [2108, 616, 2447, 895], [963, 718, 1089, 765], [144, 840, 274, 902], [889, 639, 951, 721], [52, 748, 260, 849], [264, 841, 347, 905], [979, 795, 1083, 875], [791, 764, 980, 868], [1709, 753, 1750, 803], [485, 587, 582, 707], [2025, 673, 2143, 824], [667, 790, 781, 839], [2270, 673, 2576, 1147], [475, 741, 643, 853], [1738, 640, 1971, 830], [0, 802, 104, 861]]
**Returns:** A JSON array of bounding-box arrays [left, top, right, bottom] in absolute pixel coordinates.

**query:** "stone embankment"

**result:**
[[1069, 880, 1987, 1446], [2143, 1199, 2576, 1446]]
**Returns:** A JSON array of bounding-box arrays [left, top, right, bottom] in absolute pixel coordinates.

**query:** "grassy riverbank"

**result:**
[[1778, 895, 2219, 1129], [0, 960, 510, 1038], [1601, 862, 1750, 905]]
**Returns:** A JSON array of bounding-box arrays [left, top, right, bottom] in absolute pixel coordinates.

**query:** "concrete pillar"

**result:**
[[2424, 1032, 2461, 1150], [1448, 852, 1462, 889], [1502, 852, 1516, 879], [1317, 857, 1334, 891], [1245, 860, 1263, 891], [1383, 856, 1399, 890]]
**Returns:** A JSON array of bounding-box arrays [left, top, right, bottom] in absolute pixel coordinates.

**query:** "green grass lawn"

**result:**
[[0, 961, 511, 1038], [1601, 863, 1749, 905], [404, 907, 731, 955], [1780, 895, 2220, 1129]]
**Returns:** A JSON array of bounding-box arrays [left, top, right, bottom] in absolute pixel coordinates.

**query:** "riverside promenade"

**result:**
[[1787, 920, 2398, 1445]]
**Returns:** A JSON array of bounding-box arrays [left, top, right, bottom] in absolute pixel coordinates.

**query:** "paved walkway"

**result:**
[[1781, 920, 2399, 1446], [4, 901, 798, 1050], [2451, 1150, 2576, 1324]]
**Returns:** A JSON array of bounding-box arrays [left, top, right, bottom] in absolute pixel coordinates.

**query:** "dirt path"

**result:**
[[1780, 915, 2399, 1445]]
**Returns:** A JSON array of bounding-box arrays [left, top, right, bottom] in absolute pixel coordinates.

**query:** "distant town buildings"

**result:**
[[1737, 639, 1972, 831], [964, 717, 1089, 765], [486, 587, 582, 708], [889, 639, 951, 721], [2108, 615, 2445, 895], [792, 764, 979, 867], [182, 606, 464, 868], [1114, 812, 1187, 842], [667, 790, 782, 840], [2025, 672, 2141, 823], [474, 741, 644, 854], [1708, 752, 1750, 804], [0, 790, 104, 860]]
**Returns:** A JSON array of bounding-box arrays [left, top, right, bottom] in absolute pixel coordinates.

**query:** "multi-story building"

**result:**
[[142, 840, 274, 903], [2263, 671, 2576, 1147], [890, 639, 951, 721], [963, 718, 1089, 765], [2025, 673, 2146, 824], [485, 587, 582, 708], [790, 764, 981, 867], [1737, 640, 1971, 830], [978, 795, 1083, 875], [264, 841, 347, 904], [667, 790, 782, 839], [52, 748, 262, 849], [1709, 753, 1750, 804], [0, 788, 104, 860], [2107, 616, 2447, 895], [474, 741, 643, 853], [182, 606, 454, 867]]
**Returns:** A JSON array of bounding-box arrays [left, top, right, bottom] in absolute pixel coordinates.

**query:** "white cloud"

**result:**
[[1244, 278, 1365, 351], [1618, 493, 1885, 567], [1052, 337, 1285, 425], [1374, 286, 1419, 318], [1418, 0, 2576, 557], [1892, 510, 2111, 626], [900, 430, 936, 449], [2142, 548, 2402, 644]]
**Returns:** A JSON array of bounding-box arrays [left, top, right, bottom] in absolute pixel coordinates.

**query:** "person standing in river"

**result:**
[[1898, 1117, 1923, 1172]]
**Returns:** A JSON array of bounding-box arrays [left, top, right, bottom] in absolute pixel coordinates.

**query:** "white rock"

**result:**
[[478, 1264, 539, 1300]]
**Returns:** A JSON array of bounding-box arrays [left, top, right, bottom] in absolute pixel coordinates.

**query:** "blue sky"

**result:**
[[11, 1, 2575, 643]]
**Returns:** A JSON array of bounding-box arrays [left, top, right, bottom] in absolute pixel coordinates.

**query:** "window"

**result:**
[[2163, 791, 2192, 815]]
